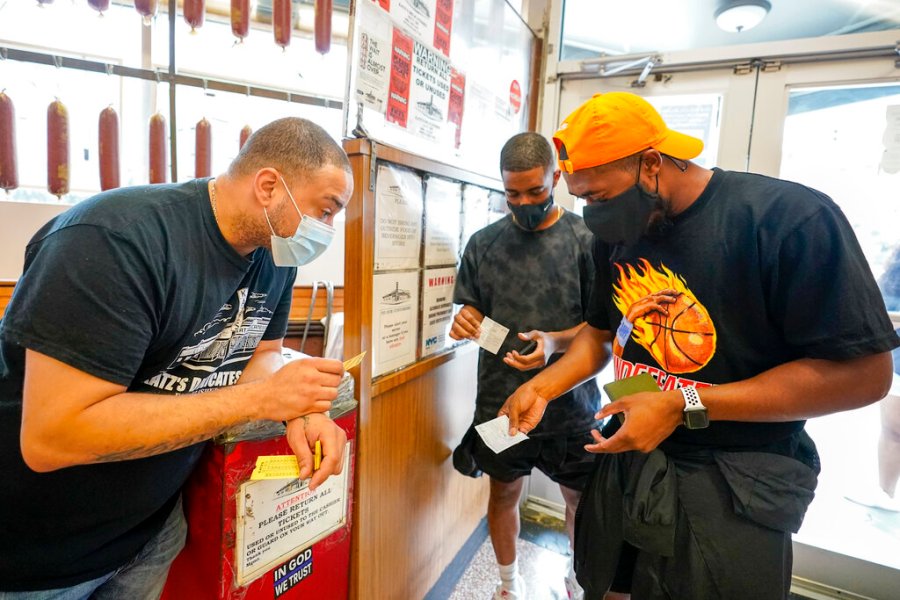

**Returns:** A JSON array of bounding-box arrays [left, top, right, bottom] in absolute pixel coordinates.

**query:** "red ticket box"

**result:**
[[161, 406, 356, 600]]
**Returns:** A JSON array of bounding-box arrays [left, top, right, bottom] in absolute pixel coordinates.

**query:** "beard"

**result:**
[[234, 195, 294, 252], [644, 193, 674, 241]]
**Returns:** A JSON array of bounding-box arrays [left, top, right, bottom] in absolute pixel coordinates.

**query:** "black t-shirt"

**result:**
[[588, 168, 900, 448], [0, 180, 295, 590], [454, 210, 601, 436]]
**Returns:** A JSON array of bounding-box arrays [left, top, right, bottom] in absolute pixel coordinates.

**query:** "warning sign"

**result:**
[[510, 80, 522, 115]]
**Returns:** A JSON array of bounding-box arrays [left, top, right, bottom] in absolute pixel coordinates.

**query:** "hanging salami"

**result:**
[[183, 0, 205, 31], [88, 0, 110, 14], [0, 91, 18, 192], [239, 125, 252, 151], [231, 0, 250, 41], [273, 0, 291, 49], [195, 117, 212, 178], [47, 99, 70, 198], [149, 112, 167, 184], [134, 0, 157, 25], [98, 106, 120, 191], [314, 0, 332, 55]]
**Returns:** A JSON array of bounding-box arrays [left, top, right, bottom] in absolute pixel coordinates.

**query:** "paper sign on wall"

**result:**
[[387, 27, 414, 128], [374, 164, 423, 271], [433, 0, 453, 57], [421, 266, 457, 357], [460, 184, 490, 256], [372, 270, 420, 377], [423, 176, 461, 267], [394, 0, 437, 43], [355, 3, 392, 113], [409, 40, 452, 144]]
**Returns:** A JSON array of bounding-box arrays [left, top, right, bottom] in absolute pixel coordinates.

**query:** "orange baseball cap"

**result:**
[[553, 92, 703, 174]]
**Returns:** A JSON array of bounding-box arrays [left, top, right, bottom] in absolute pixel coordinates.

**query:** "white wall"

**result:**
[[0, 202, 69, 280], [295, 226, 345, 287], [0, 200, 345, 285]]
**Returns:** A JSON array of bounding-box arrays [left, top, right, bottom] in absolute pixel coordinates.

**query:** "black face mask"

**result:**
[[508, 194, 554, 231], [582, 162, 660, 246]]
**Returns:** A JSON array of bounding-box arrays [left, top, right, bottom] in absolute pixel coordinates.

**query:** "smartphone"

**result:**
[[602, 373, 660, 424], [519, 339, 537, 355]]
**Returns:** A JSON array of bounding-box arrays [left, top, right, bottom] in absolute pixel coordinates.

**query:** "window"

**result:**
[[561, 0, 900, 61]]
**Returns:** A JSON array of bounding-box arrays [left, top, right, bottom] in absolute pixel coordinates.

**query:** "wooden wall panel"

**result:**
[[287, 286, 345, 322], [343, 139, 492, 600], [356, 346, 488, 599], [0, 280, 13, 320]]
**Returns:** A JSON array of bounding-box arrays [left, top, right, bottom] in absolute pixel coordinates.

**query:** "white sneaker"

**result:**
[[493, 575, 526, 599], [845, 485, 900, 512], [564, 573, 584, 600]]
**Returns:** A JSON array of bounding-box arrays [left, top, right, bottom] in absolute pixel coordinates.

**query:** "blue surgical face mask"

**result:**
[[265, 176, 335, 267]]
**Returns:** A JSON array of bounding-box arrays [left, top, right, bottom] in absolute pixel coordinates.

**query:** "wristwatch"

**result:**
[[680, 386, 709, 429]]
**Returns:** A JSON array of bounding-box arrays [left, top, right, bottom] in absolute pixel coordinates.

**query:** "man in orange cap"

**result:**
[[500, 92, 899, 599]]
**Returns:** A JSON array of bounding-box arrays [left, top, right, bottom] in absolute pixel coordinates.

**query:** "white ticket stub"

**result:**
[[476, 316, 509, 355], [475, 415, 529, 454]]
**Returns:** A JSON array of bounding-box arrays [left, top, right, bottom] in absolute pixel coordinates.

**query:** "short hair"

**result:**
[[500, 132, 555, 173], [228, 117, 351, 181], [607, 152, 642, 173]]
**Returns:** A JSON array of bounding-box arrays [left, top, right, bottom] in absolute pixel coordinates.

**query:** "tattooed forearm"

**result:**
[[90, 424, 234, 463]]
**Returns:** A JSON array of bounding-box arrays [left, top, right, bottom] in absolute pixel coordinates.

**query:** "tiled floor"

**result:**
[[428, 506, 574, 600]]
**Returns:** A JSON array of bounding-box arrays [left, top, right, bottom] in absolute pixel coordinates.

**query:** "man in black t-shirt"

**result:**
[[500, 93, 900, 600], [451, 132, 600, 600], [0, 118, 352, 597]]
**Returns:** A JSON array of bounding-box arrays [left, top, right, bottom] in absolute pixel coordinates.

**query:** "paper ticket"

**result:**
[[474, 415, 529, 454], [343, 351, 367, 370], [475, 317, 509, 355], [251, 455, 300, 480]]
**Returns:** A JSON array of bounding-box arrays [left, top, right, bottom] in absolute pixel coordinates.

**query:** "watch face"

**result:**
[[684, 409, 709, 430]]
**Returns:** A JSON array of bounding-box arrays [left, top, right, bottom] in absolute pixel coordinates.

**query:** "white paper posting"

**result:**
[[475, 316, 509, 355], [475, 415, 529, 454]]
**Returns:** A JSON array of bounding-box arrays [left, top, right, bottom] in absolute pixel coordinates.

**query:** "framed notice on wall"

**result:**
[[372, 270, 420, 377], [423, 176, 462, 267], [374, 164, 424, 271], [420, 266, 457, 358], [460, 184, 491, 256]]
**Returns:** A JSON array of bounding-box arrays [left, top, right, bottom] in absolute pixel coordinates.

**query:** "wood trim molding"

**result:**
[[0, 280, 342, 324], [0, 280, 14, 320]]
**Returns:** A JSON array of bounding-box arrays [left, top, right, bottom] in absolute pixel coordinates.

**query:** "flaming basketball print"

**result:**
[[612, 259, 717, 373]]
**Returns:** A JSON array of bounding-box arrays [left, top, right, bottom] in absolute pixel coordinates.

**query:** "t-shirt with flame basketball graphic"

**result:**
[[587, 168, 900, 448], [611, 258, 716, 375]]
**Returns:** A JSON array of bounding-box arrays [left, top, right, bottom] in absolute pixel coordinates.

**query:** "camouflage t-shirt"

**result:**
[[454, 209, 601, 437]]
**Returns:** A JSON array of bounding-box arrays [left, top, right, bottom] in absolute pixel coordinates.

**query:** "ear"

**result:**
[[551, 169, 561, 188], [252, 168, 282, 208], [640, 149, 663, 176]]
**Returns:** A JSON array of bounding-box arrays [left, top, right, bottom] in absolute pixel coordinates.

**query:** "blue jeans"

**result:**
[[0, 496, 187, 600]]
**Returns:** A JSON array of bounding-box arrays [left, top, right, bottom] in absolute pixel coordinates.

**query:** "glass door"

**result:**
[[554, 52, 900, 599], [749, 59, 900, 599]]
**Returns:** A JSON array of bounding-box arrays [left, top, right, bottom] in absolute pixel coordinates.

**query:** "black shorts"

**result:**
[[470, 429, 596, 491]]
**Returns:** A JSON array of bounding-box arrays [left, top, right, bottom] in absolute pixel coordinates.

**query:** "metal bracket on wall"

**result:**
[[369, 144, 378, 192], [734, 59, 782, 74], [895, 42, 900, 68], [630, 57, 657, 88]]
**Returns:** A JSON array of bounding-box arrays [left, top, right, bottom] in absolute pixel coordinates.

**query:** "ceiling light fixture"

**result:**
[[715, 0, 772, 33]]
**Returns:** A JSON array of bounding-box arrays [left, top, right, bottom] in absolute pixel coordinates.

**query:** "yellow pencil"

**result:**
[[313, 440, 322, 471]]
